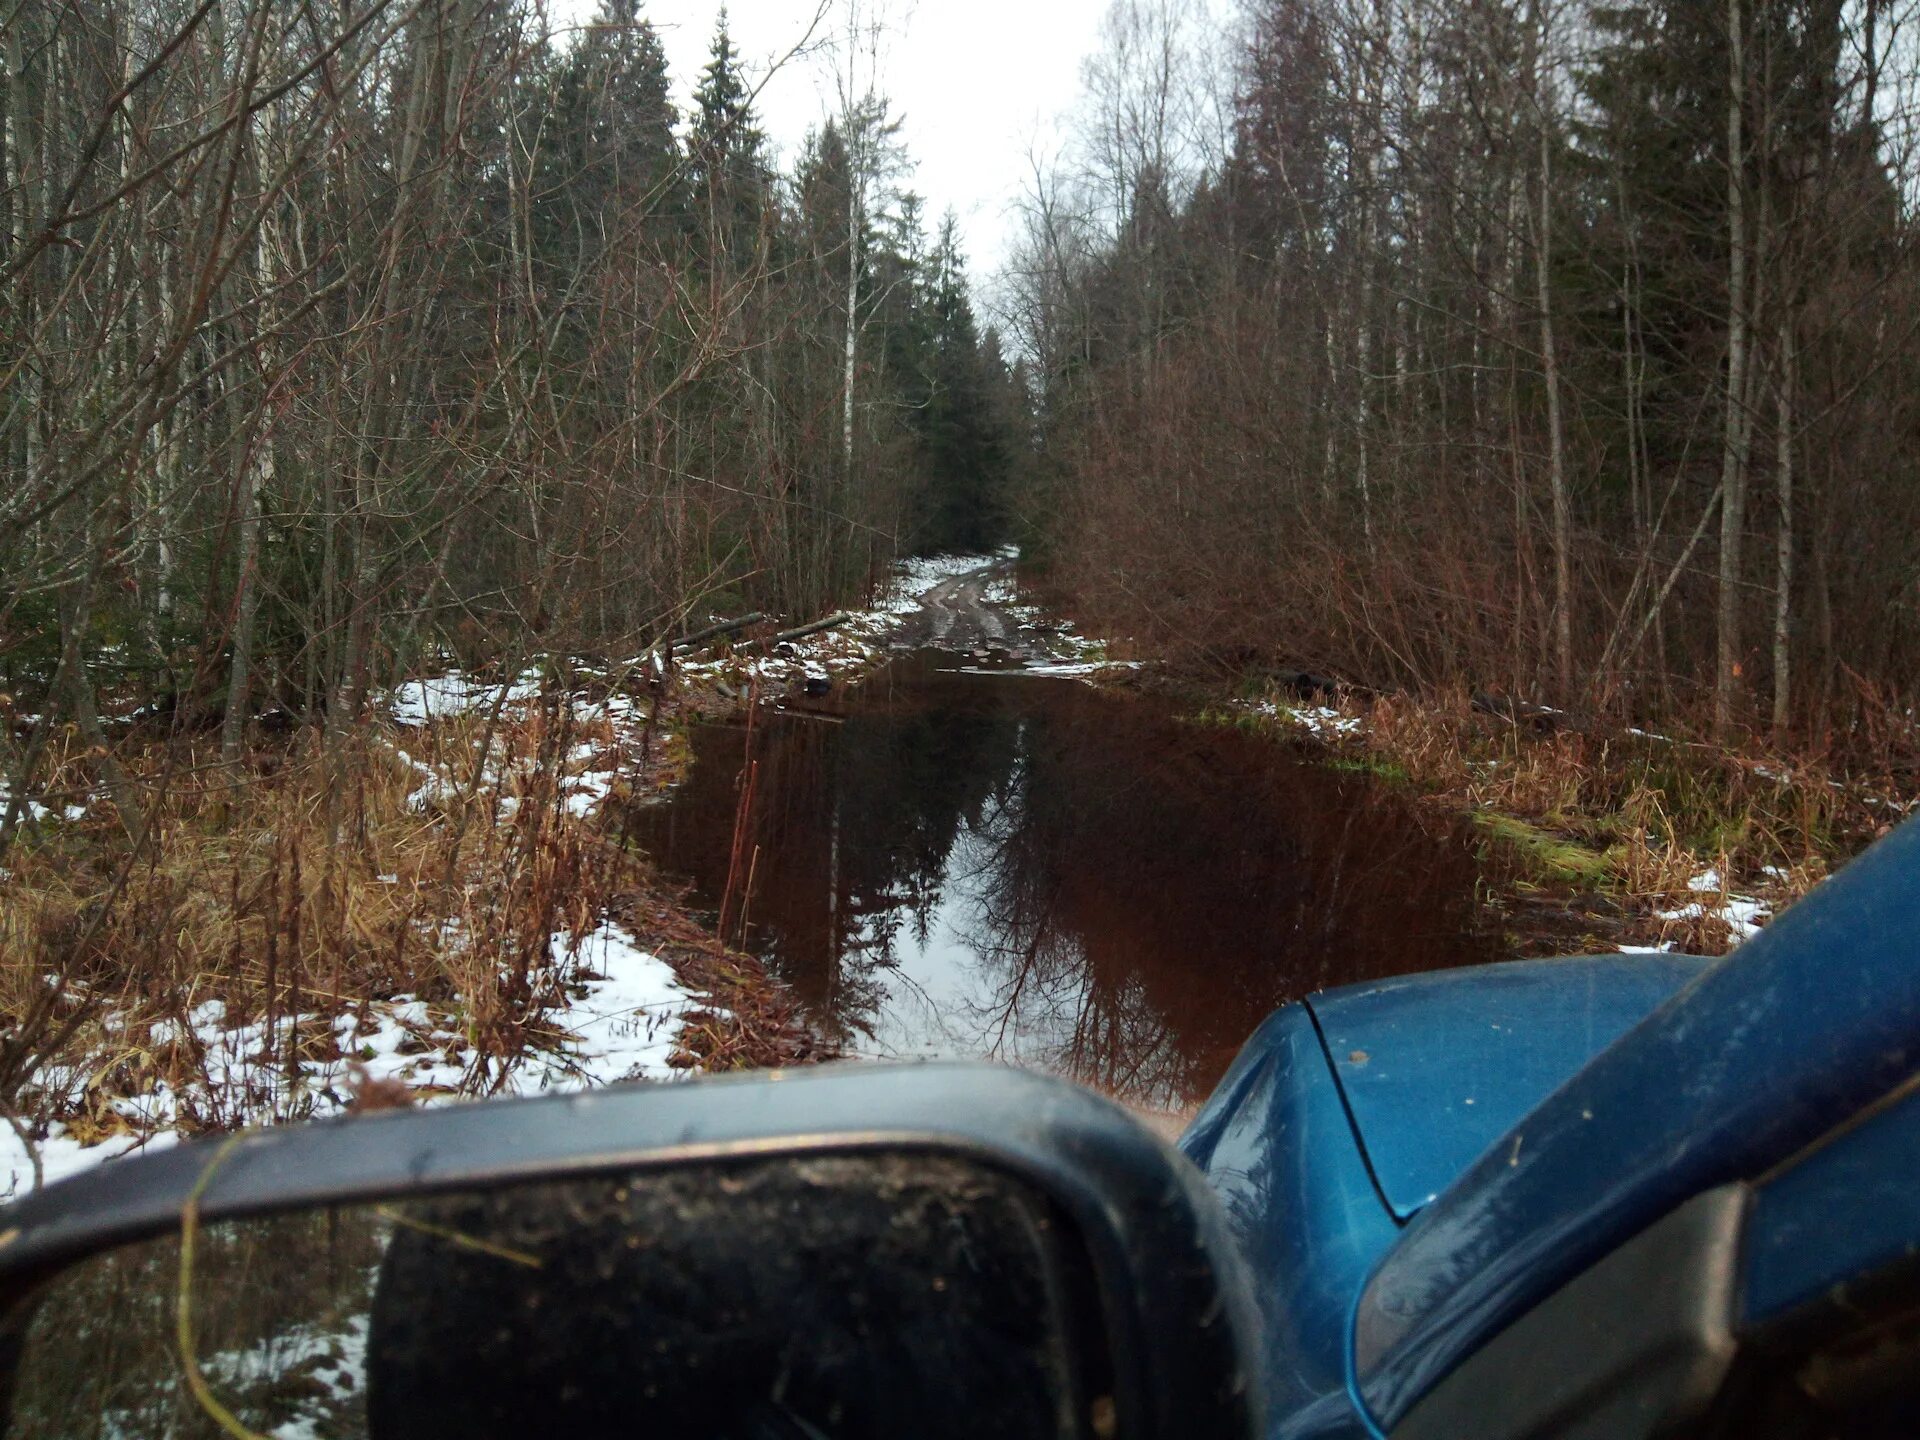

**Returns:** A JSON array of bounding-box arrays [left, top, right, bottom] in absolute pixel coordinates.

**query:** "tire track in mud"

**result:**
[[899, 562, 1022, 657]]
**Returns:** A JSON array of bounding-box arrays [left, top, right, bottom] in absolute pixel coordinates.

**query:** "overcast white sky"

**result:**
[[551, 1, 1115, 295]]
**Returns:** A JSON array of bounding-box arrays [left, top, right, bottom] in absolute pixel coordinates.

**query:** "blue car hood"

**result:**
[[1306, 954, 1709, 1220], [1352, 815, 1920, 1430]]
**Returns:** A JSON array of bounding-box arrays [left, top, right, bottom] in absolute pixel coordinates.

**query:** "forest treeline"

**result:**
[[1, 0, 1019, 846], [1011, 0, 1920, 753]]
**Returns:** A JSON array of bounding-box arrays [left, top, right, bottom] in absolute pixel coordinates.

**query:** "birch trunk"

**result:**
[[839, 2, 863, 507], [1715, 0, 1752, 738], [1352, 0, 1388, 545], [842, 159, 859, 490], [1771, 320, 1795, 738], [1536, 115, 1572, 699]]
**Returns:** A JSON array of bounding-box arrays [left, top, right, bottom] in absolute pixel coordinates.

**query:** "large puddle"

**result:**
[[631, 654, 1507, 1111]]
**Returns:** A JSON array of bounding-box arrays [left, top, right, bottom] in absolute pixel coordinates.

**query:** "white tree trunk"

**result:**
[[1715, 0, 1752, 738], [1352, 0, 1389, 545], [1772, 320, 1795, 738], [843, 163, 859, 484], [1537, 115, 1572, 699]]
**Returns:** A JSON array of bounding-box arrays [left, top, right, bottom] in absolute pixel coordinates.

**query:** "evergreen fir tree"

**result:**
[[537, 0, 680, 275], [919, 215, 1009, 551], [586, 0, 676, 193], [688, 9, 770, 254]]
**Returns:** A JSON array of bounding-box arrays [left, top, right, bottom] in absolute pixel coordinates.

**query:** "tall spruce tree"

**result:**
[[918, 215, 1008, 551], [536, 0, 679, 283], [688, 8, 769, 250]]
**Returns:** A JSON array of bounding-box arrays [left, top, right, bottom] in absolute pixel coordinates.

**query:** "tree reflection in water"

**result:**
[[632, 657, 1505, 1110]]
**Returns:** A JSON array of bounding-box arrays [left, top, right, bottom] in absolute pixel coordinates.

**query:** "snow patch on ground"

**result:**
[[499, 924, 702, 1095], [1248, 699, 1367, 740], [0, 1125, 177, 1198], [987, 581, 1140, 680], [390, 670, 542, 726], [0, 781, 89, 826], [388, 688, 650, 825], [203, 1311, 371, 1440], [94, 1306, 373, 1440], [0, 919, 699, 1202], [879, 552, 995, 615], [1655, 874, 1771, 944], [1021, 658, 1142, 678]]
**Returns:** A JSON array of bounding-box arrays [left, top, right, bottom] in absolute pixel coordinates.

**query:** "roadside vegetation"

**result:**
[[1004, 0, 1920, 949], [0, 2, 1021, 1187], [0, 649, 843, 1186], [1193, 676, 1896, 957]]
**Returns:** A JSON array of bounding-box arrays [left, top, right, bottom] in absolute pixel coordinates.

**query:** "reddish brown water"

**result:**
[[631, 654, 1507, 1110]]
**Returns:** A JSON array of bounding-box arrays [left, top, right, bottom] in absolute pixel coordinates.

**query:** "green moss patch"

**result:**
[[1472, 810, 1616, 886]]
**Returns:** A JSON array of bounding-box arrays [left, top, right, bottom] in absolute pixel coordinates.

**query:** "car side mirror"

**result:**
[[0, 1064, 1263, 1440]]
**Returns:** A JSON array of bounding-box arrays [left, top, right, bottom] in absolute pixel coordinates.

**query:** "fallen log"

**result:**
[[669, 612, 768, 652], [766, 612, 852, 646], [1472, 690, 1568, 733]]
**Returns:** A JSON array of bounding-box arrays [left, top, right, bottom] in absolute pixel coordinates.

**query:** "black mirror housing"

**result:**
[[0, 1064, 1263, 1439]]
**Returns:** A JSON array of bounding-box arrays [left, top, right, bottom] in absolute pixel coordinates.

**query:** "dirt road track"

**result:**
[[898, 563, 1017, 654]]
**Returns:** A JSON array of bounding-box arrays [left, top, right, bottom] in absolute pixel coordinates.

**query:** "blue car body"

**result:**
[[1182, 816, 1920, 1438], [1179, 954, 1710, 1432]]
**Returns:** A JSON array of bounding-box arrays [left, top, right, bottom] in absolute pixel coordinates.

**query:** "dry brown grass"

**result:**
[[1347, 684, 1896, 952], [0, 675, 831, 1155]]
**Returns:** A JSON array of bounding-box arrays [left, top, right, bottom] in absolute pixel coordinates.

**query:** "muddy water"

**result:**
[[631, 654, 1506, 1111]]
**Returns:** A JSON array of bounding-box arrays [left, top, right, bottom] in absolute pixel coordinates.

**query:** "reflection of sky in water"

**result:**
[[855, 775, 1093, 1075], [821, 727, 1244, 1116], [633, 661, 1507, 1112]]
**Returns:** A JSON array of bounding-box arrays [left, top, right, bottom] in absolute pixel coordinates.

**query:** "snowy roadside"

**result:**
[[984, 564, 1147, 677], [3, 674, 686, 1200], [1, 922, 701, 1201], [1648, 868, 1773, 946], [675, 550, 1002, 694], [889, 550, 1014, 610], [1, 552, 1003, 1202], [1243, 698, 1367, 743]]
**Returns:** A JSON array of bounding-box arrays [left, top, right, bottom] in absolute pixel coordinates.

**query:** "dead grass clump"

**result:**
[[604, 890, 836, 1074], [1349, 688, 1888, 954], [1, 675, 830, 1160]]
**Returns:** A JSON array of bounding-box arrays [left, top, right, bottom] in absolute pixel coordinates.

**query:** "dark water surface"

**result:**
[[632, 654, 1506, 1110]]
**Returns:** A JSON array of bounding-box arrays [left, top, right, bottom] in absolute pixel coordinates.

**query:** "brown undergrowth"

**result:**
[[0, 666, 834, 1169], [1209, 681, 1907, 957]]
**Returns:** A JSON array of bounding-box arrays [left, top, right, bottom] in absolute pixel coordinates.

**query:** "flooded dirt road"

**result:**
[[632, 618, 1510, 1113]]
